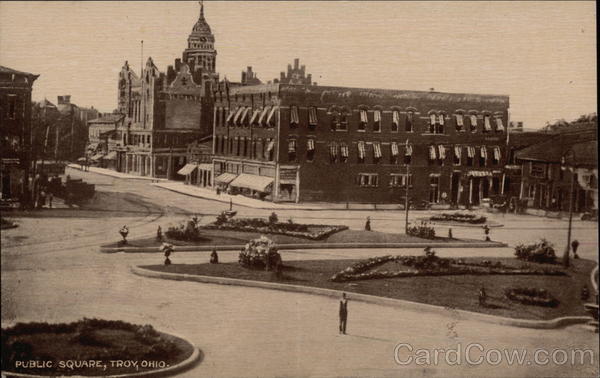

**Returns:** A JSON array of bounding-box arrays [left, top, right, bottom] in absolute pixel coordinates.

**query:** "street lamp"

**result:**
[[561, 154, 575, 268]]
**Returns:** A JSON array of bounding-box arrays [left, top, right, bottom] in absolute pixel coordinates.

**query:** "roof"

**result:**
[[515, 131, 597, 164], [565, 141, 597, 168], [38, 99, 57, 109], [88, 114, 124, 124], [0, 65, 38, 77]]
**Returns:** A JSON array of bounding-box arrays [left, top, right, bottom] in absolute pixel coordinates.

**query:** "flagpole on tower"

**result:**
[[140, 40, 144, 77]]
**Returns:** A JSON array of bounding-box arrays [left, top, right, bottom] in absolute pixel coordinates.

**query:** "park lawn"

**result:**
[[103, 228, 479, 249], [142, 257, 596, 321]]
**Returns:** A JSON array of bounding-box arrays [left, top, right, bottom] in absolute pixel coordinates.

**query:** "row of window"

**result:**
[[216, 105, 505, 134], [357, 173, 413, 188], [214, 135, 276, 161]]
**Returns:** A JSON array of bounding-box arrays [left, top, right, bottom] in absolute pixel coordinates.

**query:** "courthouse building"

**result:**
[[212, 73, 511, 205]]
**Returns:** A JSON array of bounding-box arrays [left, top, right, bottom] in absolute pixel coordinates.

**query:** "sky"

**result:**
[[0, 1, 596, 128]]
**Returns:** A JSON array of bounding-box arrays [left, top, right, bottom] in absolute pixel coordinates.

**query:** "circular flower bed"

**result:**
[[430, 212, 487, 224], [1, 318, 195, 376], [505, 287, 559, 307], [514, 238, 557, 264], [239, 235, 282, 270]]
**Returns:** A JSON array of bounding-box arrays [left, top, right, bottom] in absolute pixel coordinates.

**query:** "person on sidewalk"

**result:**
[[339, 293, 348, 334], [483, 224, 490, 241], [365, 217, 371, 231]]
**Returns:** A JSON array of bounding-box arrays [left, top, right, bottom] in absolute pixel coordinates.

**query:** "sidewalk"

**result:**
[[66, 164, 168, 182]]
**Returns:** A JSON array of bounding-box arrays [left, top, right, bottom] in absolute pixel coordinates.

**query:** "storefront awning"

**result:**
[[90, 153, 105, 161], [197, 163, 213, 171], [229, 173, 274, 193], [468, 170, 493, 177], [215, 172, 238, 184], [177, 163, 197, 176], [77, 157, 87, 163], [104, 151, 117, 160]]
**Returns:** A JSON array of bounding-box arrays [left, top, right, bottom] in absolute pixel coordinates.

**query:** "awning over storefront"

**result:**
[[215, 172, 238, 184], [467, 170, 493, 177], [229, 173, 274, 193], [104, 151, 117, 160], [177, 163, 197, 176], [90, 153, 105, 161], [197, 163, 213, 171]]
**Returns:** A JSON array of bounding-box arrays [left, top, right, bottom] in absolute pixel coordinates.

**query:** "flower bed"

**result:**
[[330, 252, 566, 282], [1, 318, 194, 376], [505, 287, 559, 307], [430, 212, 487, 224], [514, 239, 557, 264], [239, 236, 282, 270], [203, 216, 348, 240], [165, 216, 210, 242], [406, 222, 436, 239]]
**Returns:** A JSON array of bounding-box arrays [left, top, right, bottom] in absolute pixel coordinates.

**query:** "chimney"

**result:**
[[294, 58, 299, 69], [175, 58, 181, 72], [241, 71, 247, 84]]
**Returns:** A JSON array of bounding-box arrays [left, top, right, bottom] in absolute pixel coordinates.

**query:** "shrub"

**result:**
[[514, 239, 556, 264], [165, 217, 207, 241], [505, 287, 559, 307], [430, 212, 487, 224], [268, 212, 279, 225], [239, 235, 282, 270], [407, 222, 436, 239]]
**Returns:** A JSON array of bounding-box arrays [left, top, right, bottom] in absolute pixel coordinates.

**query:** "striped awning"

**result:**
[[307, 139, 315, 151], [177, 163, 197, 176], [455, 114, 464, 127], [373, 142, 382, 158], [357, 142, 366, 159], [468, 171, 493, 177], [405, 144, 413, 156], [429, 145, 437, 160], [392, 111, 400, 127], [104, 151, 117, 160], [329, 142, 338, 158], [438, 114, 445, 125], [226, 108, 236, 124], [484, 116, 492, 131], [438, 145, 446, 160], [308, 107, 318, 126], [266, 106, 278, 126], [233, 107, 245, 125], [215, 172, 238, 184], [391, 142, 399, 156], [359, 109, 368, 124], [374, 110, 381, 123], [249, 110, 261, 125], [230, 173, 273, 193], [340, 144, 349, 158], [290, 106, 299, 124]]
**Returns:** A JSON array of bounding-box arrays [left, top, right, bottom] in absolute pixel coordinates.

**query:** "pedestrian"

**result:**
[[339, 292, 348, 334], [210, 248, 219, 264], [119, 225, 129, 245], [156, 226, 163, 242], [571, 239, 580, 259], [365, 216, 371, 231], [483, 224, 490, 241], [48, 192, 53, 209], [479, 286, 487, 306], [448, 228, 453, 239]]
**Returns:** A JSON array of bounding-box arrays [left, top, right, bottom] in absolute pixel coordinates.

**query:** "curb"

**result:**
[[416, 218, 504, 228], [131, 265, 592, 330], [100, 241, 508, 253], [0, 332, 202, 378], [67, 164, 168, 182]]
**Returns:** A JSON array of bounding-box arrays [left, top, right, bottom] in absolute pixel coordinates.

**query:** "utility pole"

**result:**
[[404, 162, 410, 234], [561, 154, 575, 268]]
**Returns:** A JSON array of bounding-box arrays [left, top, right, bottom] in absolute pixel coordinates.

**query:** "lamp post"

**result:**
[[404, 162, 410, 234], [561, 155, 575, 268]]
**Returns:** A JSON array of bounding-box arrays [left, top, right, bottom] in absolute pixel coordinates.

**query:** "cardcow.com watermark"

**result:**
[[394, 343, 595, 367]]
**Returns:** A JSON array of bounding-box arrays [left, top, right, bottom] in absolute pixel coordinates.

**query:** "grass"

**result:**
[[103, 228, 483, 249], [1, 321, 194, 376], [142, 257, 597, 321]]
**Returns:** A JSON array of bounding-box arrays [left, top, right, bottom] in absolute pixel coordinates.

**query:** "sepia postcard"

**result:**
[[0, 1, 598, 377]]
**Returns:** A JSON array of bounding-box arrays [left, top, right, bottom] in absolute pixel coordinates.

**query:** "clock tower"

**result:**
[[183, 1, 217, 74]]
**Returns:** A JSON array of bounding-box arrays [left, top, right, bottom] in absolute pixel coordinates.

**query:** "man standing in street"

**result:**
[[339, 293, 348, 334]]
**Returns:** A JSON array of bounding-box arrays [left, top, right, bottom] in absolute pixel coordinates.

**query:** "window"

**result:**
[[243, 137, 248, 157], [220, 136, 226, 154], [339, 110, 348, 131], [288, 139, 297, 161], [429, 175, 440, 203], [530, 162, 546, 178], [373, 142, 382, 163], [429, 113, 436, 133], [390, 174, 413, 188], [235, 137, 241, 156], [453, 145, 462, 165], [290, 106, 299, 128], [390, 142, 399, 164], [404, 143, 413, 164], [308, 107, 318, 129], [306, 139, 315, 162], [406, 112, 414, 132], [391, 110, 400, 132], [358, 173, 379, 187], [428, 145, 437, 164], [455, 113, 464, 131], [330, 110, 339, 131], [495, 117, 504, 133], [329, 142, 338, 163], [340, 143, 349, 163], [437, 145, 446, 164], [7, 95, 16, 119], [466, 146, 475, 166], [479, 146, 488, 166], [469, 114, 478, 132], [373, 110, 382, 132], [483, 115, 492, 133], [358, 109, 368, 131], [492, 146, 501, 165], [437, 114, 445, 134], [357, 141, 366, 163]]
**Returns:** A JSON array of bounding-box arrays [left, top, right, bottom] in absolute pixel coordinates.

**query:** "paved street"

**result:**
[[2, 169, 598, 377]]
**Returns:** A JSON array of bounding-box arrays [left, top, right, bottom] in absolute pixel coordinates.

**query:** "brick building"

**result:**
[[107, 2, 217, 178], [212, 68, 511, 205], [0, 65, 39, 204]]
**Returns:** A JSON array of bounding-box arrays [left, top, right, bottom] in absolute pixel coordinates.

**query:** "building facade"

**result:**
[[0, 65, 39, 204], [212, 74, 511, 205]]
